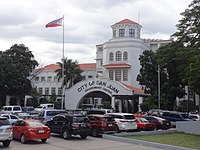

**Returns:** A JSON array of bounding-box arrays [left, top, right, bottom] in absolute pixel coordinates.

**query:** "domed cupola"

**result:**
[[111, 19, 142, 39]]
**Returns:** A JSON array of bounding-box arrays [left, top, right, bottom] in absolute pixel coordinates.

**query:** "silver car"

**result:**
[[0, 117, 13, 147]]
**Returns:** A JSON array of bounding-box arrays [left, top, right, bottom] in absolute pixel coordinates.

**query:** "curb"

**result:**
[[102, 133, 195, 150]]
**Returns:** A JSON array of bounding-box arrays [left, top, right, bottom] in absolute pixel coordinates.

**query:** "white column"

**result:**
[[138, 97, 143, 112], [119, 100, 122, 113], [111, 97, 115, 111]]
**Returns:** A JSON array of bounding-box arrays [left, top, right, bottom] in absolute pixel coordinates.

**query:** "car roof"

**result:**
[[107, 113, 134, 116]]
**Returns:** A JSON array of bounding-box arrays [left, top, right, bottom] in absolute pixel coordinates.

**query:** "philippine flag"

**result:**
[[45, 17, 63, 28]]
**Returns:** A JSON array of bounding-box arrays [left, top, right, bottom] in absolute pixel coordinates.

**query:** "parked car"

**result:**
[[12, 119, 50, 144], [159, 111, 191, 127], [106, 113, 137, 132], [22, 106, 34, 114], [0, 117, 13, 147], [87, 109, 113, 115], [37, 109, 67, 123], [0, 114, 19, 124], [189, 114, 200, 121], [34, 104, 54, 112], [143, 116, 171, 130], [2, 106, 22, 114], [45, 113, 90, 140], [136, 118, 156, 131], [134, 112, 147, 118], [87, 114, 117, 137]]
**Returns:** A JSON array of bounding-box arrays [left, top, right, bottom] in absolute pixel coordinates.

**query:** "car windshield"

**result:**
[[139, 118, 148, 123], [124, 115, 135, 119], [103, 117, 115, 122], [73, 116, 89, 123], [29, 121, 45, 127], [181, 113, 189, 119], [0, 119, 10, 126]]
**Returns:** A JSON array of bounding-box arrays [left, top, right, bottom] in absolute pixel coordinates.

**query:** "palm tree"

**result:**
[[55, 58, 83, 88]]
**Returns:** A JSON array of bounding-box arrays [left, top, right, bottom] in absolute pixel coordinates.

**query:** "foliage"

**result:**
[[55, 57, 83, 88], [0, 44, 38, 98]]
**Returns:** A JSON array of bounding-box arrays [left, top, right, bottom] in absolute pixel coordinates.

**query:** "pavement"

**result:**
[[102, 129, 195, 150]]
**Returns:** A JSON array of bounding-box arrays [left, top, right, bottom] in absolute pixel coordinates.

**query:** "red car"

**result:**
[[87, 114, 117, 137], [12, 119, 50, 144], [136, 118, 156, 131]]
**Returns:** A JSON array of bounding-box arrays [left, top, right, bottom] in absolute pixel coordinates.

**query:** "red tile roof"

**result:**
[[121, 83, 144, 94], [103, 63, 131, 68], [114, 19, 139, 25], [36, 63, 96, 71], [36, 64, 61, 71], [79, 63, 96, 70]]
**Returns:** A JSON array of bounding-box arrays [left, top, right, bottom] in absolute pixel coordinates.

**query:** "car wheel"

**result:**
[[2, 140, 11, 147], [41, 138, 47, 143], [116, 126, 121, 133], [20, 134, 26, 144], [62, 129, 71, 140], [80, 134, 87, 139], [91, 128, 99, 137]]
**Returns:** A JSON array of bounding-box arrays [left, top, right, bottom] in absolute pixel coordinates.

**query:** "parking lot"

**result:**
[[3, 134, 164, 150]]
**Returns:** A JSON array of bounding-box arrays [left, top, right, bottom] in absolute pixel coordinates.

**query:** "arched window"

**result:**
[[123, 51, 128, 61], [116, 51, 122, 61], [109, 52, 114, 61]]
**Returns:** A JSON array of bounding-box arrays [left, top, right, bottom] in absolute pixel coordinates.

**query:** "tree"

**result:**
[[0, 44, 38, 102], [55, 57, 83, 89]]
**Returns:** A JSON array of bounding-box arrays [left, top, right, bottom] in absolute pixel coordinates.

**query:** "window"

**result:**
[[116, 51, 122, 61], [54, 76, 58, 82], [129, 29, 135, 37], [38, 88, 43, 95], [45, 87, 49, 95], [58, 87, 62, 95], [41, 76, 45, 81], [137, 29, 140, 38], [88, 76, 93, 78], [113, 30, 116, 37], [100, 60, 103, 66], [109, 52, 114, 61], [47, 76, 52, 81], [51, 87, 56, 95], [115, 70, 121, 81], [123, 51, 128, 61], [109, 70, 114, 80], [119, 29, 125, 37], [35, 77, 39, 81], [123, 70, 128, 81]]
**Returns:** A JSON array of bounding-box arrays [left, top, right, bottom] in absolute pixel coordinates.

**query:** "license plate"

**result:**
[[81, 124, 86, 127], [108, 124, 113, 127], [38, 130, 45, 133]]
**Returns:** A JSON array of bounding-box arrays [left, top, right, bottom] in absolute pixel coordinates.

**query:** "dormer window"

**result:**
[[129, 29, 135, 37], [113, 30, 116, 37], [119, 29, 125, 37], [109, 52, 114, 61], [116, 51, 122, 61]]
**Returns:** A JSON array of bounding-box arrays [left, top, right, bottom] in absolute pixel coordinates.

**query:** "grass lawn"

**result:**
[[125, 132, 200, 150]]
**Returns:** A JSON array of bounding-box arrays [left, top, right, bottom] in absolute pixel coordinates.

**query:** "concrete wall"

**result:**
[[176, 121, 200, 135]]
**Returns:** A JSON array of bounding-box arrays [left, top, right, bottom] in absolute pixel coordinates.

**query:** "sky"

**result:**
[[0, 0, 192, 67]]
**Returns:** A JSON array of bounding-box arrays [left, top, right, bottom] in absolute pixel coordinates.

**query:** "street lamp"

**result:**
[[158, 65, 161, 110]]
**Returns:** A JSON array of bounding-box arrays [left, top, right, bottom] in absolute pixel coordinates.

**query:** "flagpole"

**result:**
[[61, 15, 65, 110]]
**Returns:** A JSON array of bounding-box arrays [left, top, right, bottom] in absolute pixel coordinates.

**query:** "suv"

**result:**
[[106, 113, 137, 132], [0, 117, 12, 147], [87, 114, 117, 137], [2, 106, 22, 114], [45, 113, 90, 140]]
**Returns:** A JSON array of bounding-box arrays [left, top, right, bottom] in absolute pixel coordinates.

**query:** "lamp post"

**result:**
[[158, 65, 161, 110]]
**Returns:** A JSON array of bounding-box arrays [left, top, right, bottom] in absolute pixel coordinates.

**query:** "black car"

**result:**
[[45, 113, 90, 140]]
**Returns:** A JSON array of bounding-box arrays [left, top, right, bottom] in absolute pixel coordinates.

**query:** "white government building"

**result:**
[[30, 19, 172, 112]]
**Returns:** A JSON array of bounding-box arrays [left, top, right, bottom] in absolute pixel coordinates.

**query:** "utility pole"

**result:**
[[158, 65, 161, 110]]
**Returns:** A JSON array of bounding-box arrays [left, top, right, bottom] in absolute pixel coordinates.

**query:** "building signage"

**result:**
[[77, 80, 119, 94]]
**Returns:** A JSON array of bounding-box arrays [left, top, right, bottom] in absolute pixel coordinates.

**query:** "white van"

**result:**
[[34, 103, 54, 112], [2, 106, 22, 114]]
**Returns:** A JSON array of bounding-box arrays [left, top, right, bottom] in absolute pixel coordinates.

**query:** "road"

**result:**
[[3, 134, 164, 150]]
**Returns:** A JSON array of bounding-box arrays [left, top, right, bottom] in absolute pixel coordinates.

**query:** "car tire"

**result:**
[[20, 134, 26, 144], [62, 129, 71, 140], [2, 140, 11, 147], [116, 126, 121, 133], [80, 134, 87, 139], [91, 128, 99, 137], [41, 138, 47, 143]]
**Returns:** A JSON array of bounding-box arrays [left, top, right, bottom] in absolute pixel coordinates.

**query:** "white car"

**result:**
[[106, 113, 137, 132], [0, 117, 12, 147], [0, 114, 19, 124]]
